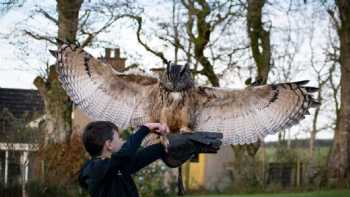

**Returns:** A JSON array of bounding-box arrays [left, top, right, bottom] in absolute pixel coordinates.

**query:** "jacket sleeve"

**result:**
[[127, 143, 166, 174], [110, 126, 150, 167]]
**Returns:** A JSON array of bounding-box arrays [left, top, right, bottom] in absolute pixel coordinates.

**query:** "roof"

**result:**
[[0, 88, 44, 119]]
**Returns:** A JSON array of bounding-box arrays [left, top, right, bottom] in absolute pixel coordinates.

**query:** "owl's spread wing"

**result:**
[[193, 81, 320, 145], [55, 43, 158, 129]]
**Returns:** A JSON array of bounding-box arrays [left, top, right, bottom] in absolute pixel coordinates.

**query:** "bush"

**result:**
[[0, 181, 88, 197], [134, 161, 177, 197], [0, 183, 21, 197], [26, 181, 88, 197], [37, 133, 86, 185]]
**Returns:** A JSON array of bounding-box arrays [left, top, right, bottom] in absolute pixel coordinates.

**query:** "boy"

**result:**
[[79, 121, 222, 197]]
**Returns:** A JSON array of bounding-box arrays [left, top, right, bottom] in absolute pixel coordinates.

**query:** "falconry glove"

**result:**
[[162, 132, 223, 168]]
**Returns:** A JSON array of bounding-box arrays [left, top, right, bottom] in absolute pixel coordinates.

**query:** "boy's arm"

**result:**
[[109, 125, 150, 169], [116, 123, 168, 157], [110, 123, 168, 170], [116, 125, 150, 156], [128, 143, 166, 174]]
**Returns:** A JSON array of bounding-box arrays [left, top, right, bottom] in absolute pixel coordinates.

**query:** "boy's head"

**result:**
[[82, 121, 124, 157]]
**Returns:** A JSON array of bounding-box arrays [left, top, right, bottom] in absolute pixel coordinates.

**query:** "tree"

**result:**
[[230, 0, 271, 189], [307, 48, 333, 185], [128, 0, 244, 87], [14, 0, 138, 143], [125, 1, 245, 194], [0, 0, 26, 15], [33, 0, 83, 144], [246, 0, 271, 85], [326, 0, 350, 185], [0, 0, 141, 186], [181, 0, 219, 86]]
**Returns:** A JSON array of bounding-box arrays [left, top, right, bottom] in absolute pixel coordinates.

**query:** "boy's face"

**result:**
[[107, 129, 125, 153]]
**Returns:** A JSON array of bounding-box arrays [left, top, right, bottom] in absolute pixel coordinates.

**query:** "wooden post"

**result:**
[[262, 140, 266, 187], [296, 160, 301, 187], [23, 151, 29, 183], [4, 150, 8, 187], [22, 151, 29, 197], [185, 162, 190, 190], [41, 160, 46, 181], [0, 143, 39, 187]]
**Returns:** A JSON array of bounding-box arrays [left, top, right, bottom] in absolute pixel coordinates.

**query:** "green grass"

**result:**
[[187, 189, 350, 197]]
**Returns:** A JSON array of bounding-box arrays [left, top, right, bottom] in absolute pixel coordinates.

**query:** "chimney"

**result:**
[[105, 48, 111, 58], [150, 68, 165, 77], [114, 48, 120, 59], [99, 47, 126, 71]]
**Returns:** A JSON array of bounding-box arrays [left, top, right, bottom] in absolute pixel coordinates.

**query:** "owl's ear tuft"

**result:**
[[166, 61, 171, 76], [55, 38, 65, 45], [49, 50, 58, 58], [180, 63, 189, 75]]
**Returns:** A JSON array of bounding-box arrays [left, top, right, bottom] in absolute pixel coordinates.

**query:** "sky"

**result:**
[[0, 0, 51, 89], [0, 0, 167, 89], [0, 0, 327, 89], [0, 0, 337, 141]]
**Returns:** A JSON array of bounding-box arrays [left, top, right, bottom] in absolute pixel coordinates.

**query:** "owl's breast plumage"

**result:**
[[157, 91, 194, 132]]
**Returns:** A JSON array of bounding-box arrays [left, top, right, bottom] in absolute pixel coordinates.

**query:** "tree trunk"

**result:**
[[34, 66, 72, 144], [182, 0, 220, 87], [306, 95, 320, 185], [247, 0, 271, 84], [34, 0, 83, 144], [172, 0, 180, 64], [231, 142, 261, 189], [327, 0, 350, 185], [230, 0, 271, 188], [57, 0, 83, 43], [309, 108, 319, 160]]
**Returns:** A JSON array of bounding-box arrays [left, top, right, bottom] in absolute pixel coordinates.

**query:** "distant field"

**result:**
[[187, 190, 350, 197]]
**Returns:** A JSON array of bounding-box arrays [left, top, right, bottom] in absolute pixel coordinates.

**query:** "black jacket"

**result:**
[[79, 126, 166, 197]]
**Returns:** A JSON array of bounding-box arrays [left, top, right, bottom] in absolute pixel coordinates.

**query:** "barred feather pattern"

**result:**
[[54, 43, 319, 146], [193, 81, 320, 145], [55, 43, 156, 129]]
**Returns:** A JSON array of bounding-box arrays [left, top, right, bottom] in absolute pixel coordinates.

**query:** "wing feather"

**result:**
[[56, 43, 158, 129], [194, 82, 320, 145]]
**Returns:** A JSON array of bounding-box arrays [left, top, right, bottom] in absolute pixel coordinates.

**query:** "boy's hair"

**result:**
[[82, 121, 119, 157]]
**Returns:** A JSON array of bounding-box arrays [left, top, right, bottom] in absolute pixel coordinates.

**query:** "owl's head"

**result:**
[[160, 63, 194, 92]]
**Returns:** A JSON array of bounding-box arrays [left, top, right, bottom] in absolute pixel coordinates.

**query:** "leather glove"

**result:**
[[162, 132, 223, 168]]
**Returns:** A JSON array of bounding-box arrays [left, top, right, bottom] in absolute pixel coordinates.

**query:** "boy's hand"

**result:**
[[143, 123, 170, 135]]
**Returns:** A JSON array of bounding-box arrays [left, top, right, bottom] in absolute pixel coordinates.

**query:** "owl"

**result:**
[[51, 42, 320, 145]]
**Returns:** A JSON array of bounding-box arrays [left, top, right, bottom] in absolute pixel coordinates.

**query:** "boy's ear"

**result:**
[[105, 140, 112, 150]]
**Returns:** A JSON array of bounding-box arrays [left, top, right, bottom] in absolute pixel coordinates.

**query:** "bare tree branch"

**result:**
[[329, 62, 340, 113], [22, 30, 56, 44], [37, 7, 58, 25], [327, 8, 340, 32], [0, 0, 26, 15], [181, 0, 219, 86], [126, 15, 169, 64]]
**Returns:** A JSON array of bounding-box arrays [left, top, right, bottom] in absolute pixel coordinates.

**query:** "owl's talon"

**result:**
[[160, 136, 170, 152], [179, 127, 192, 133]]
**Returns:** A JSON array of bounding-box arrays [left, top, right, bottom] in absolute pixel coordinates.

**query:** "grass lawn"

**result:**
[[187, 189, 350, 197]]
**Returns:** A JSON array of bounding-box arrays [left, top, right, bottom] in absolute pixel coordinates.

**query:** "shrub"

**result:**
[[135, 161, 176, 197]]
